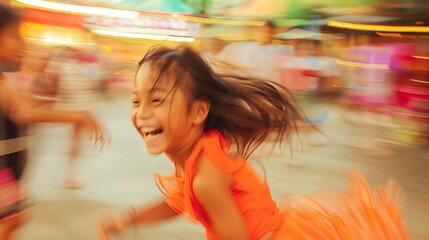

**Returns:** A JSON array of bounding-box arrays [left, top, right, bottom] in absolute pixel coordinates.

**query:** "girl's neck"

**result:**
[[168, 130, 204, 171]]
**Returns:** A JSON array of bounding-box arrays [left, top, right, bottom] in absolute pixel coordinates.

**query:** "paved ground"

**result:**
[[10, 94, 429, 240]]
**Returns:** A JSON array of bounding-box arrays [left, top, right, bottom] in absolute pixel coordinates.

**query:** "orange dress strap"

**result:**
[[195, 130, 245, 173], [154, 130, 245, 224]]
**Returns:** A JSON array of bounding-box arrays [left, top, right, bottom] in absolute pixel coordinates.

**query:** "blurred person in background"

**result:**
[[337, 41, 412, 155], [0, 4, 105, 239], [261, 20, 276, 45], [390, 37, 429, 145], [277, 39, 333, 148], [30, 51, 60, 107], [3, 51, 50, 106], [201, 37, 225, 65], [43, 46, 104, 188], [213, 21, 291, 80]]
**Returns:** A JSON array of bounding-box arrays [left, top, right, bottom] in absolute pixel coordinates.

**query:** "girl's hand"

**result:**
[[78, 112, 110, 149], [98, 209, 133, 236]]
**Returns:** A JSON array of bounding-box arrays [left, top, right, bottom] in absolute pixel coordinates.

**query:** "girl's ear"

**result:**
[[191, 99, 210, 125]]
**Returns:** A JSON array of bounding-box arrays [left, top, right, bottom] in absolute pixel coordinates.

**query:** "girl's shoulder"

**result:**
[[193, 154, 232, 191], [188, 130, 245, 175]]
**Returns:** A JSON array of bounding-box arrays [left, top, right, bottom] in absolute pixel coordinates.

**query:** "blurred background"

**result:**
[[1, 0, 428, 239]]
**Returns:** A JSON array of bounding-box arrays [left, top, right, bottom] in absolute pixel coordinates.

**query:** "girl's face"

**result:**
[[131, 63, 202, 156], [0, 22, 23, 69]]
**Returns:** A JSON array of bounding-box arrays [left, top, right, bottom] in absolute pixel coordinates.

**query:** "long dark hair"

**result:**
[[138, 45, 303, 159], [0, 4, 20, 31]]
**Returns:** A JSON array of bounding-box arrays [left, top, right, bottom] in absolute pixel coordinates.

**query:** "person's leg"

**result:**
[[339, 100, 355, 124], [65, 124, 83, 189]]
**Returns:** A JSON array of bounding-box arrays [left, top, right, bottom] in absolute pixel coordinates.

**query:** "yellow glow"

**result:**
[[412, 55, 429, 60], [25, 37, 95, 45], [165, 36, 196, 42], [32, 23, 44, 30], [103, 45, 111, 52], [92, 30, 195, 42], [218, 36, 251, 41], [376, 32, 402, 37], [411, 79, 429, 84], [328, 21, 429, 33], [14, 0, 139, 18], [336, 59, 389, 69], [176, 15, 264, 26]]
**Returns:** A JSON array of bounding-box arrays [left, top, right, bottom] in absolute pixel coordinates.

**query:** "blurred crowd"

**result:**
[[0, 0, 427, 154], [202, 25, 429, 146], [4, 18, 429, 147]]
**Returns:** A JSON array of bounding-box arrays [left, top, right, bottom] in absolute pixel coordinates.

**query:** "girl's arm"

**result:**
[[1, 74, 79, 123], [0, 74, 104, 141], [127, 200, 178, 226], [101, 200, 178, 234], [193, 155, 249, 240]]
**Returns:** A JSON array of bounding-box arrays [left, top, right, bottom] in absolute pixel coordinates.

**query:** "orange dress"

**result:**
[[155, 130, 409, 240]]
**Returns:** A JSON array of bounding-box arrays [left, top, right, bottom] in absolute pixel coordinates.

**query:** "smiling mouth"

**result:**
[[141, 126, 164, 138]]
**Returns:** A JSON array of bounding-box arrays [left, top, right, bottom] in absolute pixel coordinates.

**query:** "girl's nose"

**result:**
[[136, 106, 151, 119]]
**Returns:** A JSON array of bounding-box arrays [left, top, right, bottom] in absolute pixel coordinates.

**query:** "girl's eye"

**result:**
[[132, 100, 140, 105], [151, 98, 161, 103]]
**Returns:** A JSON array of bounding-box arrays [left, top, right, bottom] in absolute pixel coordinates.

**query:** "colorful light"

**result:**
[[176, 15, 265, 26], [15, 0, 140, 19], [411, 79, 429, 84], [92, 29, 195, 42], [412, 55, 429, 60], [25, 37, 96, 45], [336, 60, 389, 69], [328, 21, 429, 33]]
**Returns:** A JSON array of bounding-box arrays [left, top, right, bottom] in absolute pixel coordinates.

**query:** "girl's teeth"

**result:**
[[145, 131, 162, 140], [142, 127, 157, 133]]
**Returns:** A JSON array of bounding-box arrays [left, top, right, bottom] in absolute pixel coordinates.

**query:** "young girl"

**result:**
[[100, 45, 409, 239], [0, 4, 105, 239]]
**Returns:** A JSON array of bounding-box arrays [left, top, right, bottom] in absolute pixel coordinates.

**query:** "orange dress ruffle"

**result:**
[[155, 130, 409, 240]]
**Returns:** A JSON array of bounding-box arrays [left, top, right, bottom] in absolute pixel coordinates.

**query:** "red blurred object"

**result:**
[[391, 53, 429, 117], [21, 7, 83, 29], [79, 52, 99, 63]]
